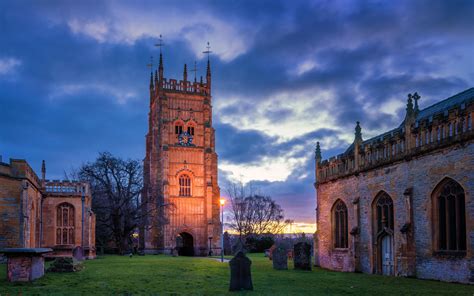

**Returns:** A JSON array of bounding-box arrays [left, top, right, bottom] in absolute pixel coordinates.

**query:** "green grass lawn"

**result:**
[[0, 253, 472, 295]]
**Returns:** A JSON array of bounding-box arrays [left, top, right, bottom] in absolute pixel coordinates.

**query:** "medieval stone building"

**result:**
[[314, 88, 473, 283], [0, 158, 96, 258], [141, 52, 221, 256]]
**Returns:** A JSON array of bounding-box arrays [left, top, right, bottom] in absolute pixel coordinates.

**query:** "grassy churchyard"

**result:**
[[0, 253, 473, 295]]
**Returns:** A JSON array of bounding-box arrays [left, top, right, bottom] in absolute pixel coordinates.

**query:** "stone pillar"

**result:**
[[351, 197, 361, 272], [398, 188, 416, 277]]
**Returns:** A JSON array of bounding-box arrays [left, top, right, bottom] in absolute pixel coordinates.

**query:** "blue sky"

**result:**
[[1, 0, 473, 228]]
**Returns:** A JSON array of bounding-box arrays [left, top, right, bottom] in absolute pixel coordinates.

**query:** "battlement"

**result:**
[[316, 88, 474, 184], [0, 158, 42, 187], [158, 78, 209, 95], [43, 180, 90, 196]]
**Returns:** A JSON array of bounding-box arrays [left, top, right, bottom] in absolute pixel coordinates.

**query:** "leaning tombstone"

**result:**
[[268, 244, 276, 260], [229, 251, 253, 291], [73, 246, 84, 261], [272, 246, 288, 270], [293, 242, 311, 270]]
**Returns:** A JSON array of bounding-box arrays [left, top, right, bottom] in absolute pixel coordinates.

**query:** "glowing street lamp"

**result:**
[[220, 198, 225, 262]]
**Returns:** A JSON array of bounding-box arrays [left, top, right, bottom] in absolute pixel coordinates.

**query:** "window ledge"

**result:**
[[433, 250, 466, 259], [332, 248, 349, 253]]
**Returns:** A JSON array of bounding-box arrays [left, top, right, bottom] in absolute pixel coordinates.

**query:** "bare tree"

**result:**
[[227, 182, 292, 238], [78, 152, 145, 254]]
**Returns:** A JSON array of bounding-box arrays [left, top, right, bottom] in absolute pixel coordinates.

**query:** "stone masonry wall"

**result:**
[[317, 140, 473, 283]]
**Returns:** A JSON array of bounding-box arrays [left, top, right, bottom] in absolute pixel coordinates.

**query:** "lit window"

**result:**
[[56, 203, 74, 245], [179, 174, 191, 196]]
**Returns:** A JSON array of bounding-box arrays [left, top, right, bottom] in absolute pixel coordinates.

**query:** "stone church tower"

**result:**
[[141, 51, 221, 256]]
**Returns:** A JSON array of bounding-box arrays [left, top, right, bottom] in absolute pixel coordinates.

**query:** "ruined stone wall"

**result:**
[[317, 140, 473, 283]]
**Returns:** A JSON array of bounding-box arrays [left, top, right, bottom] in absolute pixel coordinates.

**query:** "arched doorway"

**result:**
[[176, 232, 194, 256], [373, 192, 394, 275]]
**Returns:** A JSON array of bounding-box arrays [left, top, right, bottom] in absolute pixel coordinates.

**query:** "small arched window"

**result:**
[[333, 200, 348, 249], [179, 174, 191, 196], [56, 203, 75, 245], [434, 179, 466, 252], [187, 125, 195, 136], [175, 124, 183, 135]]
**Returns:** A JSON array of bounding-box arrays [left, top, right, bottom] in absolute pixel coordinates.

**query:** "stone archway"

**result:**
[[177, 232, 194, 256]]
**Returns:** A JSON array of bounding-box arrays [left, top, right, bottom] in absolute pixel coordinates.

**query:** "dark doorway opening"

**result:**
[[177, 232, 194, 256]]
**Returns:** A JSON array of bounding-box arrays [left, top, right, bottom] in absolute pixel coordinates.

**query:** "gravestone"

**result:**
[[229, 251, 253, 291], [293, 242, 311, 270], [272, 246, 288, 270], [73, 246, 84, 261]]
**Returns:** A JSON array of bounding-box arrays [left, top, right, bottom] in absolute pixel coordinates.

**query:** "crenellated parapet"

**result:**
[[316, 88, 474, 185], [157, 78, 210, 95], [43, 180, 90, 196]]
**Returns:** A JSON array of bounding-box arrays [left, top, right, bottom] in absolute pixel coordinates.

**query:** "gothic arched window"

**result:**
[[179, 174, 191, 196], [375, 192, 393, 234], [175, 124, 183, 135], [433, 179, 466, 252], [187, 125, 195, 136], [333, 200, 348, 249], [56, 203, 75, 245]]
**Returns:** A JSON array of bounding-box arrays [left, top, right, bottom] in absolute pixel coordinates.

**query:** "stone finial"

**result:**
[[315, 142, 321, 160], [406, 93, 414, 115], [183, 64, 188, 82], [41, 160, 46, 182], [413, 92, 420, 112], [158, 52, 164, 80], [149, 71, 154, 89], [200, 76, 203, 86], [355, 121, 362, 142], [206, 59, 211, 77]]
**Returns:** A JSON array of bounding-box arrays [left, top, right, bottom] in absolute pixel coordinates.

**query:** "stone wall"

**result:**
[[316, 140, 473, 283]]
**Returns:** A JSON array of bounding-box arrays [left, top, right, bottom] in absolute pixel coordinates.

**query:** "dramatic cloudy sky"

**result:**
[[1, 0, 473, 231]]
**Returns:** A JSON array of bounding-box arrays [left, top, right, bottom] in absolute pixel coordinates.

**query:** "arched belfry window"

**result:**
[[433, 178, 466, 252], [175, 123, 183, 135], [333, 200, 348, 249], [187, 125, 195, 136], [375, 192, 394, 234], [56, 203, 75, 245], [179, 174, 191, 197]]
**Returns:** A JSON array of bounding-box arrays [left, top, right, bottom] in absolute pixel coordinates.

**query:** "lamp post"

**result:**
[[219, 198, 225, 262]]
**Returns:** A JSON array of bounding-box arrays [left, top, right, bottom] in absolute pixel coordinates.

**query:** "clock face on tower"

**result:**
[[178, 131, 194, 146]]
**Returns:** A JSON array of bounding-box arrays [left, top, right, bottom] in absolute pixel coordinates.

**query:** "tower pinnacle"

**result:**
[[183, 64, 187, 82]]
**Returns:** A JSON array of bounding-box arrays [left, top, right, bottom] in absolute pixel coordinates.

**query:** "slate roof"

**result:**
[[343, 88, 474, 154], [416, 87, 474, 120]]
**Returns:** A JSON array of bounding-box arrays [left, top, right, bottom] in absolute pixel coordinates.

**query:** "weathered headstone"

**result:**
[[229, 251, 253, 291], [293, 242, 311, 270], [72, 246, 84, 261], [272, 246, 288, 270]]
